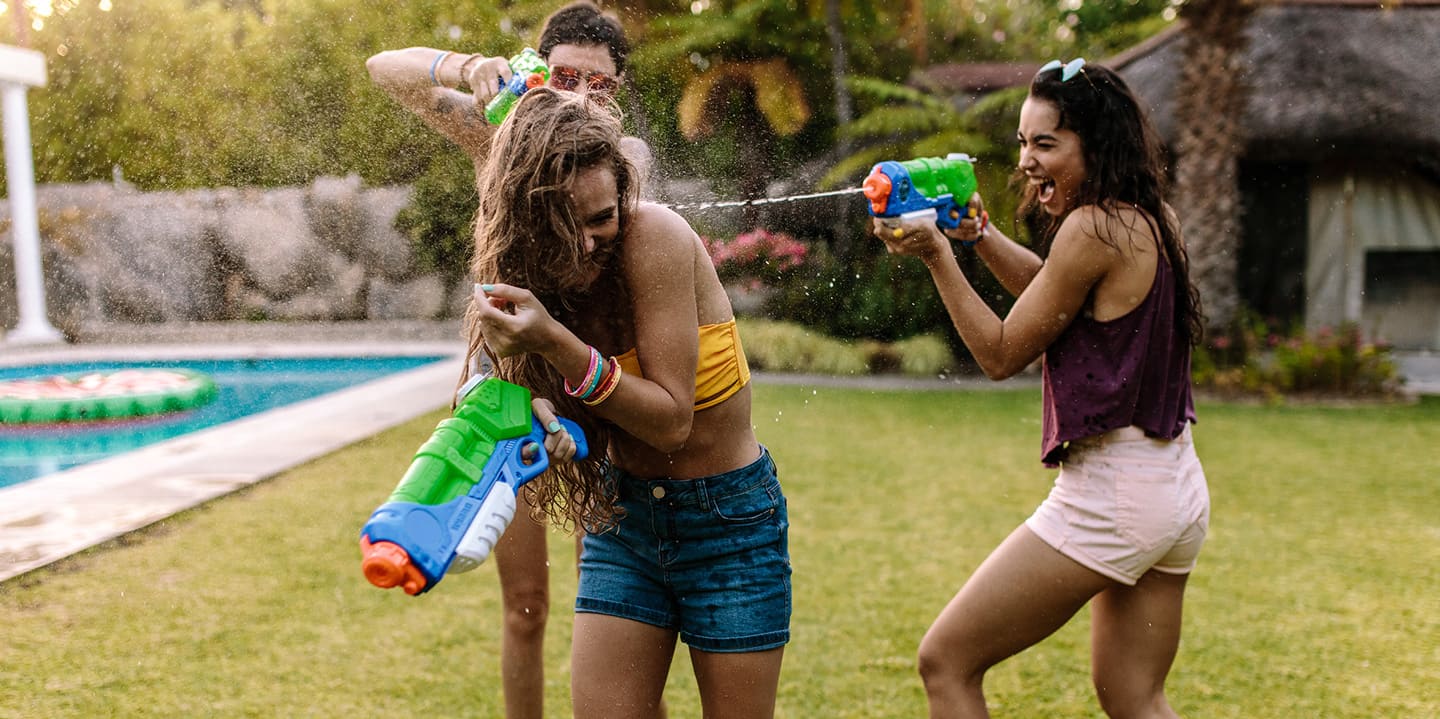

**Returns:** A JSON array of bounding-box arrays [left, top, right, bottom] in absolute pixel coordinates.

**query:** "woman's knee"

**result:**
[[916, 630, 981, 691], [502, 585, 550, 637], [1092, 675, 1171, 719]]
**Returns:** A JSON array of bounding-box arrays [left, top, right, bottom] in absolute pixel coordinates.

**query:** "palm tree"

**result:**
[[675, 57, 812, 228], [1172, 0, 1255, 333]]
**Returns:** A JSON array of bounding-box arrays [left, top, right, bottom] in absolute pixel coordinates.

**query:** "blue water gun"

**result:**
[[359, 373, 587, 596], [862, 153, 981, 244]]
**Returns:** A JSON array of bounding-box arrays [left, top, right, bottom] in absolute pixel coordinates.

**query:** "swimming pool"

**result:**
[[0, 355, 448, 489]]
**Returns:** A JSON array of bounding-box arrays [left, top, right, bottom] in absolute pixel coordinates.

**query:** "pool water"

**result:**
[[0, 355, 447, 489]]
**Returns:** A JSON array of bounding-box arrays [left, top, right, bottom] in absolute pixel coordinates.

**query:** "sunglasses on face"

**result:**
[[549, 65, 619, 96], [1038, 58, 1086, 82]]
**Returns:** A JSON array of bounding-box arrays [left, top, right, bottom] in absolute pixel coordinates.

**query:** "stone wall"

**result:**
[[1, 175, 468, 340]]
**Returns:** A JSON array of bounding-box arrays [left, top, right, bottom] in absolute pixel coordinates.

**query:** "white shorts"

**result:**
[[1025, 425, 1209, 586]]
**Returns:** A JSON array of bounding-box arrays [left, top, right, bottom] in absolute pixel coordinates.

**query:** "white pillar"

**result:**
[[2, 44, 63, 345]]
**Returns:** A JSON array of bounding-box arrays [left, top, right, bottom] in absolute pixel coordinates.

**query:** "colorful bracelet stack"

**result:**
[[584, 357, 623, 407], [564, 346, 623, 407]]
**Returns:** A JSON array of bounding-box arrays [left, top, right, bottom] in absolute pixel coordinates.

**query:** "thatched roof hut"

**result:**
[[1108, 1, 1440, 350], [1114, 0, 1440, 178]]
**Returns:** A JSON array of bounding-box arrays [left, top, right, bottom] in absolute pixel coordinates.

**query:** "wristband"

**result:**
[[429, 51, 453, 87]]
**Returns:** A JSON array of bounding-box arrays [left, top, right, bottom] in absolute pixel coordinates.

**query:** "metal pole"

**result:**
[[2, 45, 63, 345]]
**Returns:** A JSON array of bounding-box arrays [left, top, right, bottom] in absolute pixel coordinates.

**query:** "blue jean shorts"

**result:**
[[575, 447, 791, 653]]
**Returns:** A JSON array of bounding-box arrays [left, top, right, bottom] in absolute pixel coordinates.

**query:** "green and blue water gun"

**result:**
[[862, 153, 982, 246], [359, 373, 586, 596]]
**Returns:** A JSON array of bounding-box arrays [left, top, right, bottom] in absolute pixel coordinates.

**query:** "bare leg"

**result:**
[[1090, 571, 1189, 719], [571, 532, 669, 718], [572, 613, 677, 719], [917, 526, 1114, 719], [691, 647, 785, 719], [494, 491, 550, 719]]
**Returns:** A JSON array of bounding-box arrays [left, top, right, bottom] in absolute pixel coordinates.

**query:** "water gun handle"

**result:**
[[448, 416, 587, 573]]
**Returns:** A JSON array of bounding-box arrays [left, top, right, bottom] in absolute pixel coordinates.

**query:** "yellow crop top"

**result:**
[[613, 319, 751, 410]]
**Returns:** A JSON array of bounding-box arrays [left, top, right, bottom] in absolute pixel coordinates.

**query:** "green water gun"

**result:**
[[484, 48, 550, 125]]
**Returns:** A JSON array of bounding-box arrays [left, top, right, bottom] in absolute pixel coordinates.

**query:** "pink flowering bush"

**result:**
[[702, 229, 809, 287]]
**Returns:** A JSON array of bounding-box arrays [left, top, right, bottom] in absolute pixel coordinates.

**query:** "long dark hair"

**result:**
[[1021, 62, 1205, 345], [461, 87, 638, 531]]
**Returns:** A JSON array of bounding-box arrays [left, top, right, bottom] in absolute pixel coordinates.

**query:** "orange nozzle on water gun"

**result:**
[[360, 535, 429, 596], [524, 73, 546, 90], [862, 166, 892, 215]]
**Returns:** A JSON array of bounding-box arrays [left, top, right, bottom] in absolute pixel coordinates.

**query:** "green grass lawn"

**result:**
[[2, 387, 1437, 718]]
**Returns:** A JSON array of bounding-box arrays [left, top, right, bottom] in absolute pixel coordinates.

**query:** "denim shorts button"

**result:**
[[651, 486, 666, 499]]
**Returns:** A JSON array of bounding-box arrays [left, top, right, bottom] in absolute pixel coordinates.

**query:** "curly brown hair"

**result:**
[[459, 87, 639, 532]]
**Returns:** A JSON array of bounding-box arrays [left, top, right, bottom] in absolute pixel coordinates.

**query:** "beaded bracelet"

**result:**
[[429, 51, 453, 87], [563, 346, 603, 399], [583, 357, 623, 407], [456, 54, 481, 92]]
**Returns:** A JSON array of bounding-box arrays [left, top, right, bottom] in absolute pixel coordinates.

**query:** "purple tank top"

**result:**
[[1040, 249, 1196, 466]]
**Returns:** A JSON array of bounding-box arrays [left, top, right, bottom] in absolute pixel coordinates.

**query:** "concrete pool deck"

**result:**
[[0, 321, 468, 583]]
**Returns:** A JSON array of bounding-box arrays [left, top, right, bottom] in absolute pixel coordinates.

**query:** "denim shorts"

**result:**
[[575, 447, 791, 653], [1026, 425, 1209, 586]]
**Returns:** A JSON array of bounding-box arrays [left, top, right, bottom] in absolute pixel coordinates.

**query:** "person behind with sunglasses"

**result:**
[[366, 4, 653, 719], [870, 58, 1209, 719], [365, 2, 647, 180], [469, 87, 790, 719]]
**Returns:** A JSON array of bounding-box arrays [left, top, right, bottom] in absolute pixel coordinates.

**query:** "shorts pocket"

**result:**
[[1111, 459, 1183, 554], [710, 480, 780, 526]]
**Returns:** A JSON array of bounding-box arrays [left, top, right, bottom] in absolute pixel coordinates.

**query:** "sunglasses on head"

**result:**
[[549, 65, 619, 96], [1038, 58, 1086, 82]]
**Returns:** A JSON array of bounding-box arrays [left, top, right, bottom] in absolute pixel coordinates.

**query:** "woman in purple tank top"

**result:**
[[871, 59, 1209, 718]]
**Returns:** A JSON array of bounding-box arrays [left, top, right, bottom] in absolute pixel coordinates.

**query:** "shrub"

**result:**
[[890, 333, 960, 377], [1193, 313, 1401, 399], [738, 318, 955, 377], [739, 318, 871, 376]]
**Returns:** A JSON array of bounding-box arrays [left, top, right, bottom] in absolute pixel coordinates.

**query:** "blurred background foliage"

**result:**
[[1, 0, 1182, 353]]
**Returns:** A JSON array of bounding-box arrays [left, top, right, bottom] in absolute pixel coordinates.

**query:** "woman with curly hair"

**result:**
[[465, 87, 789, 719]]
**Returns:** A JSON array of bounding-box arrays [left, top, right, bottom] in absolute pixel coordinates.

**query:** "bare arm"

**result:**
[[365, 47, 512, 156], [874, 206, 1115, 380], [946, 194, 1044, 297], [587, 206, 702, 452], [471, 207, 702, 454]]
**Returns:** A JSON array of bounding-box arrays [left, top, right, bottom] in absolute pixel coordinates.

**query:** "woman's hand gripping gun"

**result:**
[[862, 153, 982, 247], [359, 374, 587, 596]]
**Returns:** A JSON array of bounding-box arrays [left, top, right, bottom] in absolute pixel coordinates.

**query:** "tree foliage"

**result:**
[[1, 0, 1184, 336]]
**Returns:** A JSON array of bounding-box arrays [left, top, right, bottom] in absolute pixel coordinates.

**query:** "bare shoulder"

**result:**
[[627, 202, 701, 255], [1053, 206, 1118, 256]]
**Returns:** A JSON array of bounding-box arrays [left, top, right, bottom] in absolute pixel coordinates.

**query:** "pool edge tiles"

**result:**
[[0, 345, 465, 584]]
